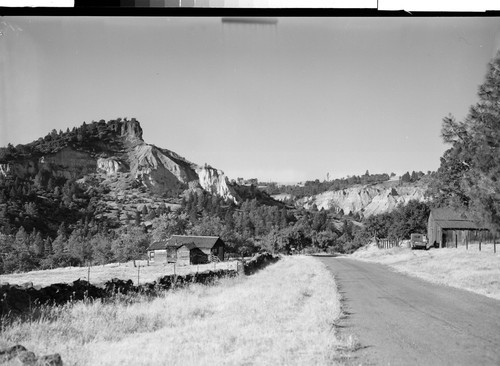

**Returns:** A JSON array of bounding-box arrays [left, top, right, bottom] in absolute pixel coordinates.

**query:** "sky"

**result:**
[[1, 17, 500, 183]]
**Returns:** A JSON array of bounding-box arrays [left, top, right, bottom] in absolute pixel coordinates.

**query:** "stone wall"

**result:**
[[0, 344, 62, 366], [243, 252, 281, 275], [0, 269, 237, 318]]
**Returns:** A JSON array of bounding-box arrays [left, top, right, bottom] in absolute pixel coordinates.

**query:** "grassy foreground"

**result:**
[[351, 244, 500, 300], [0, 256, 350, 365]]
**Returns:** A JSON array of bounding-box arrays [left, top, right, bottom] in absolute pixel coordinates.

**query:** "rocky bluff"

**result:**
[[294, 182, 427, 217], [0, 119, 241, 203]]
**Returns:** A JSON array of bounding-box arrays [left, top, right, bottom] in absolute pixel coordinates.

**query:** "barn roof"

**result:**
[[166, 235, 223, 249], [430, 208, 487, 230], [435, 220, 484, 230]]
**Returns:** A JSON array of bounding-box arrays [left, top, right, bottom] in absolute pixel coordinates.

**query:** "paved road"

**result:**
[[318, 257, 500, 366]]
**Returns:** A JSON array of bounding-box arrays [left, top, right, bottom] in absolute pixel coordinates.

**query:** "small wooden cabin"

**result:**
[[148, 235, 225, 265], [147, 240, 168, 263], [427, 208, 488, 248]]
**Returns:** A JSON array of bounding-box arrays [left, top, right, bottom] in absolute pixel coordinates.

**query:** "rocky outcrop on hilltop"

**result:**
[[295, 182, 427, 217], [0, 119, 242, 203]]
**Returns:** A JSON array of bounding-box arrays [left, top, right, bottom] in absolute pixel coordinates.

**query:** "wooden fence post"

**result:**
[[455, 234, 457, 249], [87, 261, 91, 283], [479, 231, 482, 252]]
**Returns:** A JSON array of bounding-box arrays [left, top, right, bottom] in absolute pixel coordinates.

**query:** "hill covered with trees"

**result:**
[[0, 119, 371, 274]]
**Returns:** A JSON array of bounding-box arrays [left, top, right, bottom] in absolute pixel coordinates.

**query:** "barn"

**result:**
[[147, 235, 225, 265], [427, 208, 490, 248]]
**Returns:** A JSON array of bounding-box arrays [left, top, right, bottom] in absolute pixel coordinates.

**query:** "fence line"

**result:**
[[376, 237, 398, 249], [76, 260, 239, 287], [452, 230, 498, 253]]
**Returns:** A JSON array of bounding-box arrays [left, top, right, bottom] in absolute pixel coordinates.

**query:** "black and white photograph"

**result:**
[[0, 12, 499, 365]]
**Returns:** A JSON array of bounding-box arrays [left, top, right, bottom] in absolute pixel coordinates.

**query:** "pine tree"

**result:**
[[32, 230, 44, 256], [14, 226, 29, 251], [34, 170, 44, 189], [44, 237, 53, 256], [430, 51, 500, 232], [52, 234, 66, 256], [0, 205, 10, 234]]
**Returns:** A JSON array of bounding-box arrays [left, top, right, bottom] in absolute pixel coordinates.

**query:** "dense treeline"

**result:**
[[0, 170, 132, 272], [0, 169, 367, 274], [0, 186, 432, 275], [155, 191, 351, 256]]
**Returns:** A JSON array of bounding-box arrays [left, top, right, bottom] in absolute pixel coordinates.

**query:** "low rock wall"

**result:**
[[0, 344, 62, 366], [0, 269, 237, 318], [243, 252, 281, 275], [0, 253, 281, 317]]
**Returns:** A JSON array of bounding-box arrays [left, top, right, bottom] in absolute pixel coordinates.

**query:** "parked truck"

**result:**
[[410, 233, 428, 250]]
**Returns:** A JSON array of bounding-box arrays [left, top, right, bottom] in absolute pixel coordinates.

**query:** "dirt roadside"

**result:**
[[319, 257, 500, 365]]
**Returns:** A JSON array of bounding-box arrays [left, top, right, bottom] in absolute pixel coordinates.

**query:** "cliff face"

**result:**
[[196, 167, 241, 204], [97, 158, 123, 175], [0, 119, 242, 203], [294, 183, 427, 217]]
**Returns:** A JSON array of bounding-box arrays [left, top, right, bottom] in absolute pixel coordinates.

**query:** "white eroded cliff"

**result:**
[[196, 167, 241, 204], [296, 183, 427, 217], [97, 158, 123, 175]]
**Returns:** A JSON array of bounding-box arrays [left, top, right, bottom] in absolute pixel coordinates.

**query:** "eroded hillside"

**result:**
[[275, 180, 428, 217]]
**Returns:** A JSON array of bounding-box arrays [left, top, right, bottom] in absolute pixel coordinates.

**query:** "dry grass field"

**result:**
[[0, 261, 239, 287], [0, 256, 352, 365], [351, 244, 500, 300]]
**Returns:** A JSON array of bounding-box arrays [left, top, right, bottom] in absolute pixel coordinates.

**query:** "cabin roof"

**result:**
[[148, 236, 223, 251], [167, 235, 222, 249], [147, 240, 168, 251]]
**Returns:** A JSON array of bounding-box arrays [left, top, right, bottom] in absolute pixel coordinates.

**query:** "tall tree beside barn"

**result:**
[[429, 51, 500, 233]]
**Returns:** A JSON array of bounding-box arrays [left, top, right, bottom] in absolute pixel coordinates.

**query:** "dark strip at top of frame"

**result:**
[[1, 4, 500, 17]]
